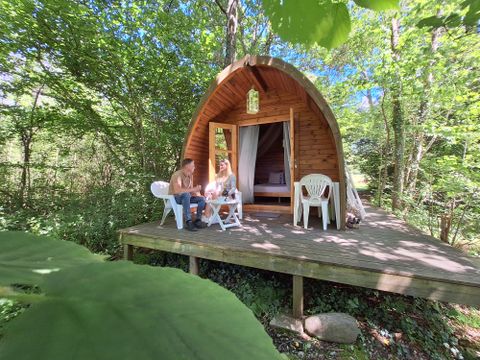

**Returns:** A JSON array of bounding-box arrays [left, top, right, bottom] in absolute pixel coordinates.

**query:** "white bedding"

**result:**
[[254, 183, 289, 193]]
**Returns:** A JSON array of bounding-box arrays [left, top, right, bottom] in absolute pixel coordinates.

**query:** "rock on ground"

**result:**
[[304, 313, 360, 344], [269, 314, 304, 334]]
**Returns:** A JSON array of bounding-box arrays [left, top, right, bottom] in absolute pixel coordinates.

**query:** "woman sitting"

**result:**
[[203, 159, 237, 221]]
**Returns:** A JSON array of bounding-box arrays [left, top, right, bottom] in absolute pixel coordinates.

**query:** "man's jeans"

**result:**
[[174, 192, 206, 223]]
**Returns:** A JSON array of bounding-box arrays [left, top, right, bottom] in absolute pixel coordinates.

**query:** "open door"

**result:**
[[209, 122, 238, 182]]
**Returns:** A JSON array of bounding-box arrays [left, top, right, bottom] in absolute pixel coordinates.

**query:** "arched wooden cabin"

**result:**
[[182, 55, 346, 229]]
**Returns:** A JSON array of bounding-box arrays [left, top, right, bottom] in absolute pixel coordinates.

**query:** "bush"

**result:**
[[0, 178, 164, 256]]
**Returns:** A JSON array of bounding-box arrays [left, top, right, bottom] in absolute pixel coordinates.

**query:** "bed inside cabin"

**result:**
[[252, 123, 291, 206]]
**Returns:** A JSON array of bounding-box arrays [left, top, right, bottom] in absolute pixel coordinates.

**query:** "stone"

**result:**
[[269, 314, 304, 335], [304, 313, 360, 344]]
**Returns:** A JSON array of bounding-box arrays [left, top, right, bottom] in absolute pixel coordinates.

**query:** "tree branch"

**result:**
[[214, 0, 227, 15]]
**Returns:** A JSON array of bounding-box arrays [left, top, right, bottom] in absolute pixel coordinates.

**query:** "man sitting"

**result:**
[[169, 158, 206, 231]]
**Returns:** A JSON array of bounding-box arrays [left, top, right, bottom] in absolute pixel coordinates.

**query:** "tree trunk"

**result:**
[[405, 21, 442, 194], [263, 30, 274, 55], [377, 90, 391, 207], [362, 70, 375, 109], [440, 200, 455, 243], [19, 132, 32, 206], [19, 85, 44, 207], [440, 214, 451, 243], [390, 16, 405, 211], [224, 0, 238, 67]]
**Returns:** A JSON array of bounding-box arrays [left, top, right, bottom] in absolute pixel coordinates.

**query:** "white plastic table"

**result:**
[[206, 198, 241, 231], [293, 181, 340, 230]]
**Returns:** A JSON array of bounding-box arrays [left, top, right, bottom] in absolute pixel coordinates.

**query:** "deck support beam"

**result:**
[[124, 244, 133, 260], [189, 256, 200, 275], [292, 275, 304, 319]]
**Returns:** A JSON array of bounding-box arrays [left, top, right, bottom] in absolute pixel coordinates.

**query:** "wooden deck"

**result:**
[[119, 205, 480, 309]]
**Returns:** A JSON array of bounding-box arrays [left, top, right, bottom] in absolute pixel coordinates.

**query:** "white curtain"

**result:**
[[283, 121, 291, 189], [239, 125, 259, 203]]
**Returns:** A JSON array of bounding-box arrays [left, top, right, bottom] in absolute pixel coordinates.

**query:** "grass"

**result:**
[[448, 306, 480, 329], [339, 344, 370, 360], [466, 240, 480, 258]]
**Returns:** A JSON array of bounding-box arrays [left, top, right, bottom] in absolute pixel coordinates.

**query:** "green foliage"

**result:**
[[0, 0, 222, 186], [0, 232, 284, 360], [339, 344, 370, 360], [447, 307, 480, 329], [262, 0, 351, 49], [261, 0, 398, 49], [418, 14, 461, 29], [134, 251, 479, 359], [310, 0, 480, 247], [1, 0, 479, 357], [0, 179, 163, 255], [0, 231, 102, 287], [0, 300, 24, 340], [354, 0, 399, 11], [304, 282, 463, 359], [201, 263, 288, 320], [418, 0, 480, 30], [136, 255, 288, 320]]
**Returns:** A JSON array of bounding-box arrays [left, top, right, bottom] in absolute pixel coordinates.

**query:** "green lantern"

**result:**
[[246, 87, 259, 114]]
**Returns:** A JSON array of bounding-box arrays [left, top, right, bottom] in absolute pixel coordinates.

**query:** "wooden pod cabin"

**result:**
[[182, 55, 346, 229]]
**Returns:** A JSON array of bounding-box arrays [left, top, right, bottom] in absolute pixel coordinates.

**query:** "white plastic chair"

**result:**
[[150, 181, 198, 230], [299, 174, 333, 230]]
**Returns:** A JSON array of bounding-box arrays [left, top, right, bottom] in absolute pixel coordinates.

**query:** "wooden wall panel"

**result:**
[[295, 99, 339, 182]]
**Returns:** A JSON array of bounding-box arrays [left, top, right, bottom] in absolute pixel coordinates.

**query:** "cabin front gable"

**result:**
[[182, 55, 346, 228]]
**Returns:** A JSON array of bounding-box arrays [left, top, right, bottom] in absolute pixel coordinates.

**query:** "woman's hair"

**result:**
[[217, 159, 232, 178]]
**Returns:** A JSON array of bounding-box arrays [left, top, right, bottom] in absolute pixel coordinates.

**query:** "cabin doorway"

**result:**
[[238, 109, 295, 214], [252, 122, 291, 207], [208, 110, 295, 215]]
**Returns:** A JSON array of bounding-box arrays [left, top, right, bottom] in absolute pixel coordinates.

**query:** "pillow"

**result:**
[[268, 171, 284, 184]]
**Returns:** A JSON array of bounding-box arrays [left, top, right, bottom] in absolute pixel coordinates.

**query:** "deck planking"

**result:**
[[119, 205, 480, 306]]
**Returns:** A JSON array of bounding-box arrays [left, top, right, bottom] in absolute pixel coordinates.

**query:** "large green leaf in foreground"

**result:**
[[262, 0, 351, 49], [261, 0, 398, 49], [0, 231, 102, 286], [0, 261, 284, 360], [353, 0, 399, 11]]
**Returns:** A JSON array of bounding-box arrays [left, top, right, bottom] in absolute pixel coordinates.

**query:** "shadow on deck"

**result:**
[[119, 204, 480, 307]]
